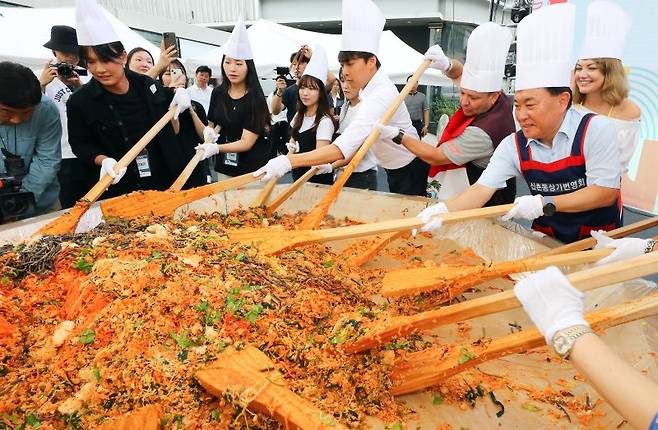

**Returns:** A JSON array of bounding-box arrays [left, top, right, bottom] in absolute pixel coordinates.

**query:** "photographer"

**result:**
[[267, 74, 290, 157], [39, 25, 93, 208], [0, 61, 62, 218]]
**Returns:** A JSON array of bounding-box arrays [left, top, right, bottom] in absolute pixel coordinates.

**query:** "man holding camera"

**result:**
[[0, 61, 62, 219], [39, 25, 92, 208]]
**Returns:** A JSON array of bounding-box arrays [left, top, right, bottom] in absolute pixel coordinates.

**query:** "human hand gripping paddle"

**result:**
[[36, 106, 178, 236], [296, 59, 432, 230]]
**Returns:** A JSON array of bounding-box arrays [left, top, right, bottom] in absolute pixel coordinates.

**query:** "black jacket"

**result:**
[[67, 70, 186, 199]]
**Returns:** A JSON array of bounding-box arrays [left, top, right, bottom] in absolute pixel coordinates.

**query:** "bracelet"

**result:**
[[645, 239, 657, 254]]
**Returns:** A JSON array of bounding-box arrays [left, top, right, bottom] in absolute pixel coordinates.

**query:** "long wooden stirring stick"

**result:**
[[36, 107, 177, 235], [345, 249, 658, 353], [299, 60, 432, 230], [390, 292, 658, 395], [266, 167, 319, 216], [252, 176, 279, 208]]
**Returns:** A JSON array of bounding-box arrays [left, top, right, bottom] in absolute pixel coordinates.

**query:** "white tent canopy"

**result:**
[[0, 6, 159, 71], [187, 19, 452, 87]]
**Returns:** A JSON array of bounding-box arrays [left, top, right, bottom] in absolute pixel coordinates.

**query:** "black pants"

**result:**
[[269, 121, 290, 157], [385, 157, 430, 197], [58, 157, 94, 209], [411, 120, 424, 138], [344, 169, 378, 190]]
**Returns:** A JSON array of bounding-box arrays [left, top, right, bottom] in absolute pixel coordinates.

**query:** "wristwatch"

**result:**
[[552, 325, 592, 359], [542, 196, 557, 216], [392, 129, 405, 145]]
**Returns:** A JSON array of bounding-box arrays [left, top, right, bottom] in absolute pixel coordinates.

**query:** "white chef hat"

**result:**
[[515, 3, 576, 91], [223, 17, 253, 61], [75, 0, 120, 46], [340, 0, 386, 56], [302, 45, 329, 86], [580, 0, 631, 60], [460, 22, 512, 93]]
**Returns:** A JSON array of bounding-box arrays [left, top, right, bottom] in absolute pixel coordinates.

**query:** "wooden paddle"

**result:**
[[380, 248, 613, 298], [96, 405, 162, 430], [36, 107, 177, 235], [266, 167, 319, 216], [196, 346, 346, 430], [229, 203, 514, 255], [339, 231, 408, 267], [99, 172, 262, 219], [345, 249, 658, 353], [299, 60, 432, 230], [535, 216, 658, 257], [390, 291, 658, 395], [168, 125, 221, 192], [251, 176, 279, 208]]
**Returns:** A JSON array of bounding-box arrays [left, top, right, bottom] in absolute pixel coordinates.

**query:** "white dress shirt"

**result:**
[[333, 69, 417, 170], [187, 84, 213, 115], [478, 107, 621, 190], [338, 101, 378, 172]]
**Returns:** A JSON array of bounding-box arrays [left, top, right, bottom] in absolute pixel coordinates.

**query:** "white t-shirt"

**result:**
[[187, 84, 213, 115], [44, 75, 91, 159], [294, 114, 335, 140], [267, 92, 287, 124]]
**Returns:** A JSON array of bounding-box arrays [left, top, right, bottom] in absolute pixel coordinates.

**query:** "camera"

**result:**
[[275, 66, 290, 77], [0, 149, 35, 224], [52, 63, 87, 78]]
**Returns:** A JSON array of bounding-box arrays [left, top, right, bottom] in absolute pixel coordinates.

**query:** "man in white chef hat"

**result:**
[[417, 3, 622, 245], [376, 22, 517, 207], [255, 0, 429, 196]]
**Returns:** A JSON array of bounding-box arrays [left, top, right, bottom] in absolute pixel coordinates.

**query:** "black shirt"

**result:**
[[208, 88, 271, 176], [176, 100, 209, 188], [282, 83, 298, 124], [67, 70, 186, 199]]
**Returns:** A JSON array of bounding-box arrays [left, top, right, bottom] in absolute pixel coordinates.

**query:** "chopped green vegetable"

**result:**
[[147, 250, 162, 261], [74, 256, 93, 274], [388, 423, 403, 430], [244, 303, 264, 324], [457, 347, 476, 365], [92, 368, 101, 381], [432, 394, 443, 405], [225, 295, 245, 313], [235, 253, 247, 262], [169, 330, 196, 349], [318, 413, 336, 426], [25, 414, 41, 429], [322, 261, 335, 268], [489, 391, 505, 418], [384, 340, 409, 350], [521, 402, 541, 413], [329, 332, 348, 345], [228, 219, 244, 226], [210, 410, 220, 421], [79, 329, 96, 345]]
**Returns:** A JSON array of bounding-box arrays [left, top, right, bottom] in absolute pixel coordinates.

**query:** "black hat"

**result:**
[[43, 25, 79, 53]]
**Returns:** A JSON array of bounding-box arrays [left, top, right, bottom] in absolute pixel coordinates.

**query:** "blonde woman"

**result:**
[[574, 58, 641, 173], [574, 0, 640, 174]]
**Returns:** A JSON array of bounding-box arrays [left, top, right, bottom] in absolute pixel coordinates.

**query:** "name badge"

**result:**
[[224, 152, 239, 167], [136, 151, 152, 178]]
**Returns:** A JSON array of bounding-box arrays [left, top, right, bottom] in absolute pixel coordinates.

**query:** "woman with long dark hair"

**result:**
[[67, 0, 191, 199], [159, 59, 209, 187], [287, 45, 336, 185], [195, 18, 271, 179]]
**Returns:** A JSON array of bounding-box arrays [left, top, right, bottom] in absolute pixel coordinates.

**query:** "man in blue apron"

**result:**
[[418, 3, 622, 244]]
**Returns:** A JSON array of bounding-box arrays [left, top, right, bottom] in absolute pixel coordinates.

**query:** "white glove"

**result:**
[[502, 195, 545, 221], [169, 88, 192, 120], [313, 164, 333, 175], [424, 45, 451, 71], [417, 202, 449, 233], [195, 143, 220, 161], [374, 123, 399, 140], [99, 158, 127, 185], [286, 140, 299, 154], [203, 126, 219, 144], [514, 266, 589, 344], [253, 155, 292, 181], [591, 230, 650, 266]]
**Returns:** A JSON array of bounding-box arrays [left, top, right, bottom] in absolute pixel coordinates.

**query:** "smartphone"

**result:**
[[162, 32, 180, 58], [170, 68, 182, 79]]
